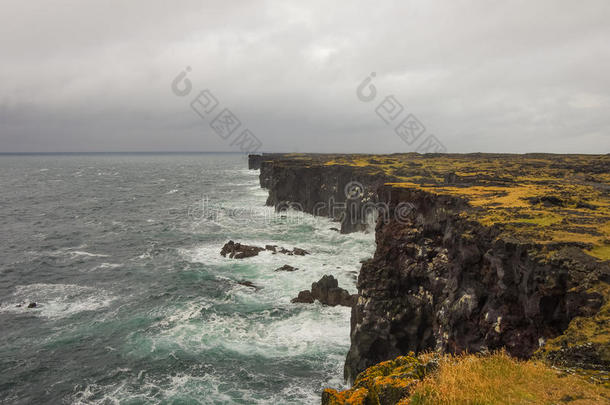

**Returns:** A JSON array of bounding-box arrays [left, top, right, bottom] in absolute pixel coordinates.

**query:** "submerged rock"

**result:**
[[237, 280, 261, 291], [292, 247, 309, 256], [275, 264, 298, 272], [276, 246, 309, 256]]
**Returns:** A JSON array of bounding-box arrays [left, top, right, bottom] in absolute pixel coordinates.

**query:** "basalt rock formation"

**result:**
[[250, 153, 610, 390], [344, 184, 609, 381], [254, 154, 395, 233], [248, 154, 263, 170], [292, 275, 357, 307]]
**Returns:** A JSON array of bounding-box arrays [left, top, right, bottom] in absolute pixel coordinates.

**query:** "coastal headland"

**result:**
[[250, 153, 610, 404]]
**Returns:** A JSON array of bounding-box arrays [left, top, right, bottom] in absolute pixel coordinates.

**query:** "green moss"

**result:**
[[323, 355, 426, 405]]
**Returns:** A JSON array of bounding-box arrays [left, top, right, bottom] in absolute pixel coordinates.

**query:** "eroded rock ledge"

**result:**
[[249, 153, 610, 386]]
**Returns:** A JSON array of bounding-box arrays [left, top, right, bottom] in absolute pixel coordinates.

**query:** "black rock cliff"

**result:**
[[249, 154, 610, 383]]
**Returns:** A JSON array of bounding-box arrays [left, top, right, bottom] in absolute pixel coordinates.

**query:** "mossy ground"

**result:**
[[324, 352, 610, 405], [285, 153, 610, 260], [322, 354, 428, 405], [409, 352, 609, 405]]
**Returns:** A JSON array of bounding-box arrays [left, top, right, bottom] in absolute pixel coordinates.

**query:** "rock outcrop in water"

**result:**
[[221, 240, 310, 259], [220, 241, 264, 259], [251, 153, 610, 392], [275, 264, 298, 272], [291, 290, 314, 304], [292, 275, 357, 307]]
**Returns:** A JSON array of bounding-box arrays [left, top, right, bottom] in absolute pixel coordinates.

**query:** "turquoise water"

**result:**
[[0, 154, 374, 404]]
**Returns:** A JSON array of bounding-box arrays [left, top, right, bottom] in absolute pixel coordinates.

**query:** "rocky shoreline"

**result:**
[[249, 153, 610, 401]]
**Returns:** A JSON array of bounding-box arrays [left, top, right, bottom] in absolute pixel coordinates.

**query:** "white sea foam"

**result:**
[[69, 250, 110, 258], [8, 157, 377, 404], [96, 262, 121, 270], [1, 283, 115, 319], [72, 361, 334, 405], [44, 246, 110, 259], [72, 372, 234, 405]]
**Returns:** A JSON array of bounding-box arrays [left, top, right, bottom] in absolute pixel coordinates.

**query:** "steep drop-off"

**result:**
[[250, 153, 610, 390], [258, 154, 396, 233], [346, 183, 608, 381]]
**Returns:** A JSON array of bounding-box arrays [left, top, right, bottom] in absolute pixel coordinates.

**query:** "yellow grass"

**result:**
[[407, 352, 609, 405]]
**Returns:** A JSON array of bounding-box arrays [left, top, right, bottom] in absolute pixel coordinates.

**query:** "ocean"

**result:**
[[0, 153, 375, 404]]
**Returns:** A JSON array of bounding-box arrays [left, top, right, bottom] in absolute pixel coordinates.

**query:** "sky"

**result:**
[[1, 0, 609, 154]]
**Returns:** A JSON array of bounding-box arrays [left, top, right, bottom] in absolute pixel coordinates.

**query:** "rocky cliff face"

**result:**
[[248, 154, 263, 170], [257, 155, 395, 233], [250, 153, 610, 386], [344, 184, 609, 381]]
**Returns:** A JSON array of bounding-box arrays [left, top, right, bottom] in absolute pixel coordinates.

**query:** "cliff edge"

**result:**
[[249, 153, 610, 400]]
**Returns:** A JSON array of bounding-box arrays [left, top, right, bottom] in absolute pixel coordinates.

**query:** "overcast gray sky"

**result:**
[[1, 0, 609, 153]]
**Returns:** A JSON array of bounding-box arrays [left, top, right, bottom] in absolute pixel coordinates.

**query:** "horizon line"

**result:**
[[0, 151, 607, 156]]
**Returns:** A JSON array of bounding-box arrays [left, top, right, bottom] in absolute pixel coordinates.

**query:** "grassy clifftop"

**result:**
[[319, 153, 610, 261], [323, 352, 610, 405], [275, 153, 610, 260]]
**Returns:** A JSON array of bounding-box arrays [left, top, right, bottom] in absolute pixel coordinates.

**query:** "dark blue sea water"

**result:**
[[0, 153, 374, 404]]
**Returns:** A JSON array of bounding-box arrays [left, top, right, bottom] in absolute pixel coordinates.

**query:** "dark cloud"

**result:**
[[1, 0, 609, 153]]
